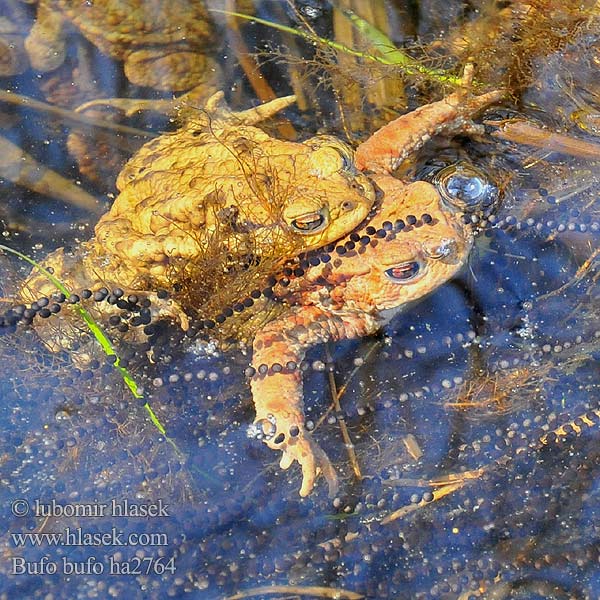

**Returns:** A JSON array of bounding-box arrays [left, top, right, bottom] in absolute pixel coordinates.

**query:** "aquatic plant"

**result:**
[[0, 244, 173, 442]]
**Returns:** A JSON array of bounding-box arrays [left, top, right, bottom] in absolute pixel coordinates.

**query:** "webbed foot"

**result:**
[[447, 62, 506, 132], [355, 62, 505, 173], [144, 292, 190, 331], [253, 411, 339, 498]]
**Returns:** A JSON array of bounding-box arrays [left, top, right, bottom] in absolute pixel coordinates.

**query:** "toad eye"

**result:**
[[433, 162, 498, 212], [384, 261, 422, 283], [290, 209, 329, 234]]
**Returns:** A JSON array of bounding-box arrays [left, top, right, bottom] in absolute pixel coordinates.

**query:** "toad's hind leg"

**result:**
[[250, 305, 379, 497], [355, 64, 505, 174]]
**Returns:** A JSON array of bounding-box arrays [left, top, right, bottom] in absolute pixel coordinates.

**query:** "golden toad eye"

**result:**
[[384, 261, 423, 283], [290, 209, 329, 234]]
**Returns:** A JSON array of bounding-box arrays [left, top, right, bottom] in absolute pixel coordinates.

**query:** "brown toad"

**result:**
[[92, 92, 376, 289], [250, 186, 474, 497], [18, 91, 375, 346], [25, 0, 217, 91], [248, 66, 504, 496]]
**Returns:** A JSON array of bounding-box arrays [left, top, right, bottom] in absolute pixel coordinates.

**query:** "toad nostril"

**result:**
[[273, 433, 285, 445], [289, 425, 300, 437], [342, 201, 356, 211], [424, 238, 457, 260]]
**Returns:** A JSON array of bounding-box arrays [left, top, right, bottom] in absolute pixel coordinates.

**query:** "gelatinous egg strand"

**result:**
[[0, 212, 436, 335], [1, 209, 597, 388]]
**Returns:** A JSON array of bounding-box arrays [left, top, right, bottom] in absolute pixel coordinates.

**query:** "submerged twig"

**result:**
[[314, 340, 381, 429], [225, 584, 363, 600], [0, 89, 155, 138], [337, 340, 382, 400], [379, 406, 600, 524], [487, 118, 600, 159], [381, 482, 464, 524], [0, 133, 102, 214], [224, 0, 296, 138], [533, 247, 600, 303], [325, 344, 362, 482]]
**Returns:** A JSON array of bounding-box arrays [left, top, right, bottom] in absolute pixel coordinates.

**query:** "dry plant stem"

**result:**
[[332, 1, 366, 131], [382, 477, 461, 488], [274, 1, 310, 110], [487, 118, 600, 159], [330, 1, 406, 132], [315, 341, 382, 430], [282, 0, 358, 140], [0, 133, 102, 214], [314, 340, 382, 430], [337, 340, 382, 401], [325, 344, 362, 481], [381, 482, 465, 524], [534, 247, 600, 303], [380, 407, 600, 524], [225, 585, 364, 600], [225, 0, 296, 139], [74, 97, 177, 117], [0, 90, 155, 138]]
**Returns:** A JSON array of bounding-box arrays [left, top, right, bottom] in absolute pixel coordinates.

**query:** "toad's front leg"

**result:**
[[355, 64, 505, 174], [250, 305, 379, 497]]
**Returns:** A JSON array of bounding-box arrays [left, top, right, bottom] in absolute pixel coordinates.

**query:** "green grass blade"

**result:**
[[340, 8, 462, 84], [0, 244, 177, 448], [340, 8, 411, 65], [211, 8, 462, 85]]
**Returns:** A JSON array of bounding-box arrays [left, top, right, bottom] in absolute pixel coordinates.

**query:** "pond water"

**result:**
[[1, 1, 599, 599]]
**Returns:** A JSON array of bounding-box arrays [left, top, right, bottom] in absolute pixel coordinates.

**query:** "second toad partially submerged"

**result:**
[[25, 0, 217, 91], [17, 67, 503, 497], [250, 184, 474, 497], [248, 67, 503, 496]]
